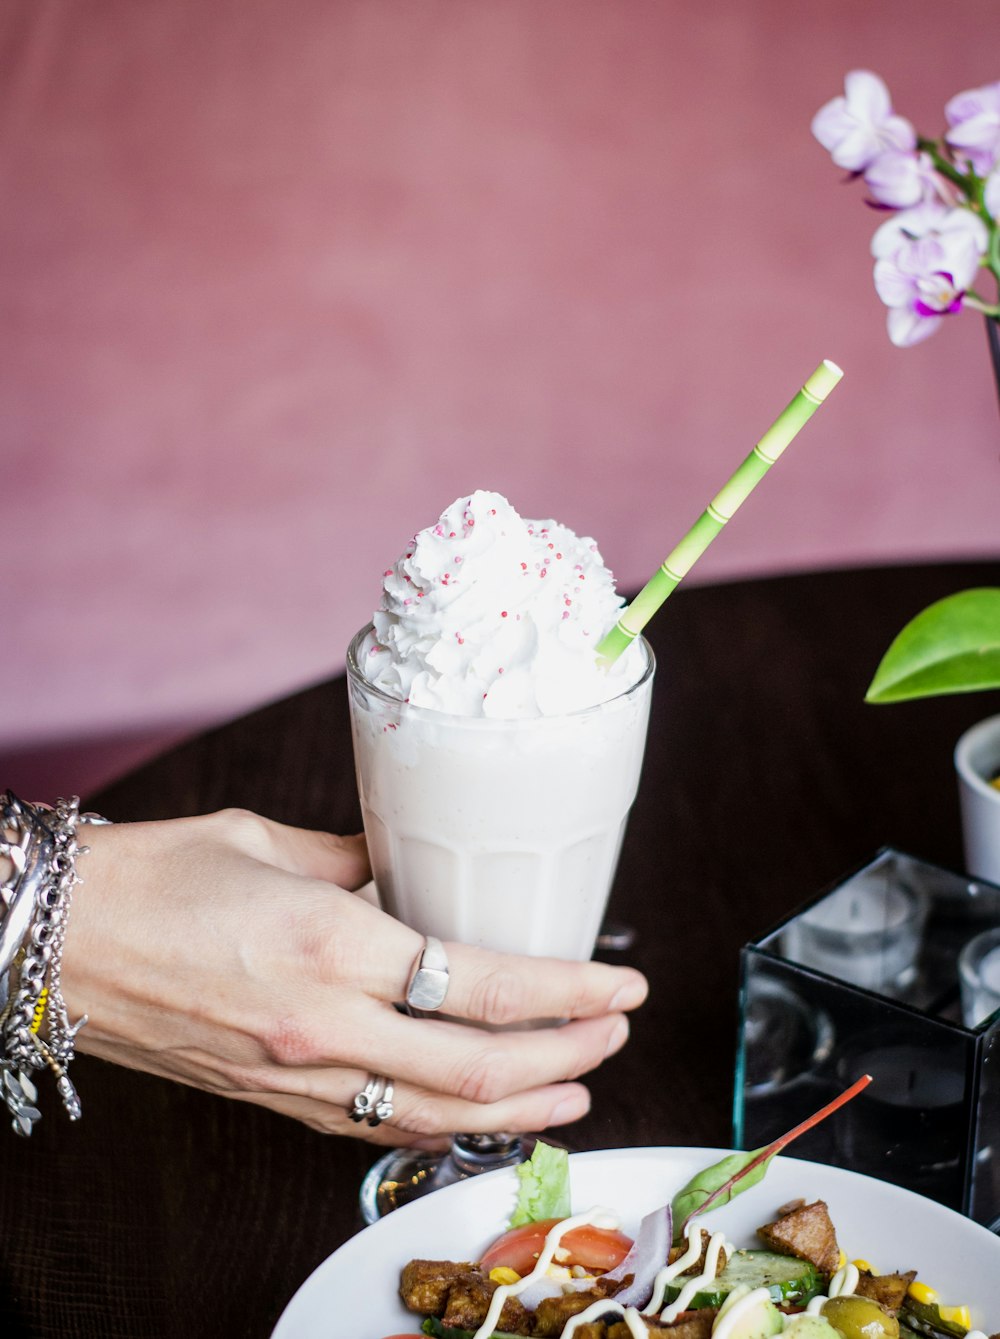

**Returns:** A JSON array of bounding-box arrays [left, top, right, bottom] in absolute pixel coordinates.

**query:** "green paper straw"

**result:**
[[596, 358, 844, 667]]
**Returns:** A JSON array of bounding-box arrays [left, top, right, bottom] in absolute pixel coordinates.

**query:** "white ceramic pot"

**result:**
[[955, 713, 1000, 884]]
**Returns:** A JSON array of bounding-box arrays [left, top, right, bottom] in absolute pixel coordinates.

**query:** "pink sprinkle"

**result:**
[[548, 542, 554, 550], [562, 611, 570, 620], [565, 598, 572, 606], [454, 556, 463, 564], [498, 667, 504, 674], [540, 569, 547, 578], [501, 610, 508, 618], [383, 569, 393, 577], [417, 591, 425, 598], [520, 562, 528, 570], [490, 508, 496, 515], [556, 552, 563, 560], [456, 634, 465, 644], [403, 597, 413, 605], [449, 531, 456, 538]]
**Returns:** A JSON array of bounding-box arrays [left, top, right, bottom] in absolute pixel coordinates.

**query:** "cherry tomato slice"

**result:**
[[479, 1218, 633, 1276]]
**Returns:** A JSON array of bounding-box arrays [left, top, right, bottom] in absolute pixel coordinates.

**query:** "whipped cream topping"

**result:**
[[360, 490, 645, 718]]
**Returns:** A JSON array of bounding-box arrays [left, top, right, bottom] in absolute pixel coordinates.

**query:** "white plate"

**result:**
[[272, 1146, 1000, 1338]]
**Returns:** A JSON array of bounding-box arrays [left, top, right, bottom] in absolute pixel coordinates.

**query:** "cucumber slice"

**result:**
[[662, 1249, 824, 1308]]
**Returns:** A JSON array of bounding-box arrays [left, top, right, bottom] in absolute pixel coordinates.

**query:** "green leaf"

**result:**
[[866, 589, 1000, 704], [670, 1149, 776, 1242], [670, 1076, 872, 1241], [508, 1141, 570, 1227]]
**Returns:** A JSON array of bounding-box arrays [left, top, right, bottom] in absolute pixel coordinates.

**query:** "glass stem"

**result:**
[[449, 1132, 528, 1176]]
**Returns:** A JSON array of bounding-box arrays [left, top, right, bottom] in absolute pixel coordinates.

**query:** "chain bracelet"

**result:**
[[0, 791, 108, 1135]]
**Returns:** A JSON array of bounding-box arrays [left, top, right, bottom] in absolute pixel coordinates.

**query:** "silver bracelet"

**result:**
[[0, 791, 108, 1136]]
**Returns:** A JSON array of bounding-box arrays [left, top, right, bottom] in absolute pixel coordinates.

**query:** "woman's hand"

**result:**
[[62, 809, 648, 1146]]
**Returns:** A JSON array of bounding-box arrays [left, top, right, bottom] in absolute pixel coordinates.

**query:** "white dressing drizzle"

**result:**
[[641, 1220, 734, 1320], [659, 1229, 732, 1322], [804, 1263, 860, 1314], [472, 1207, 620, 1339], [560, 1299, 647, 1338], [641, 1220, 703, 1315], [712, 1286, 773, 1339]]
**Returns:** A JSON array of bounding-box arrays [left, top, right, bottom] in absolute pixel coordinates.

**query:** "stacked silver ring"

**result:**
[[349, 1074, 394, 1126]]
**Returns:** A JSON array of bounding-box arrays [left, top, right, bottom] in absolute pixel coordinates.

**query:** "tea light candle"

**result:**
[[959, 927, 1000, 1027], [837, 1039, 966, 1200], [784, 873, 923, 995]]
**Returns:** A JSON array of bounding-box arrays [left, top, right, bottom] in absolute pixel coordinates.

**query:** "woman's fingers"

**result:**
[[436, 943, 648, 1025], [340, 1009, 630, 1108], [288, 898, 648, 1026], [230, 812, 373, 890], [220, 1065, 592, 1142]]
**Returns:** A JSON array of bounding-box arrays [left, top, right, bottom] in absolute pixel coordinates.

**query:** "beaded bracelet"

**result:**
[[0, 791, 107, 1135]]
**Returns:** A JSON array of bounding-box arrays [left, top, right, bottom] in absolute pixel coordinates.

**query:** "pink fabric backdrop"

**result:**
[[2, 0, 999, 798]]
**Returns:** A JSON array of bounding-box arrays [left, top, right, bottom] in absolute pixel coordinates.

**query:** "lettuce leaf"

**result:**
[[509, 1141, 571, 1227]]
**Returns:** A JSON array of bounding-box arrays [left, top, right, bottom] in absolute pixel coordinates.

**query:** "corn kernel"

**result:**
[[836, 1250, 846, 1270], [939, 1306, 972, 1328], [489, 1267, 520, 1286], [853, 1259, 877, 1275], [908, 1282, 940, 1305]]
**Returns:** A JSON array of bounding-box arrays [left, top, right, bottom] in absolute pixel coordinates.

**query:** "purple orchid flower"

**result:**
[[864, 148, 939, 209], [871, 204, 987, 346], [985, 166, 1000, 219], [945, 80, 1000, 176], [812, 70, 916, 172]]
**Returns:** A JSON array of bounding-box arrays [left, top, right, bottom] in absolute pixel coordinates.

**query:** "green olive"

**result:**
[[822, 1296, 901, 1339]]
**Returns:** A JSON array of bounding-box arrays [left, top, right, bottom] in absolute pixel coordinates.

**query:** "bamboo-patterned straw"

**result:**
[[596, 359, 844, 667]]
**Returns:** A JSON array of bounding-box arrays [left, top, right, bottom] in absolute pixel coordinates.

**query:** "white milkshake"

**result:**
[[347, 490, 653, 961]]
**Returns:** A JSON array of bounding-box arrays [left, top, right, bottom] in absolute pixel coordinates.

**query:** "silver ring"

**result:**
[[349, 1074, 394, 1127], [405, 935, 450, 1012]]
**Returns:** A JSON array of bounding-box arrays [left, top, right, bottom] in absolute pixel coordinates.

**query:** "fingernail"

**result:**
[[604, 1016, 629, 1057], [550, 1090, 590, 1125], [609, 974, 648, 1012]]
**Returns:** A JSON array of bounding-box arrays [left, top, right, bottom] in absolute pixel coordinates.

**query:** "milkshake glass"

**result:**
[[347, 623, 654, 1218]]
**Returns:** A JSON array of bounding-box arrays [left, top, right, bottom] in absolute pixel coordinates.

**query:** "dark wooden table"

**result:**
[[3, 561, 998, 1338]]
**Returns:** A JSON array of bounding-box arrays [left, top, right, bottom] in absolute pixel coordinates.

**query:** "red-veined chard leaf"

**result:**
[[671, 1074, 872, 1242]]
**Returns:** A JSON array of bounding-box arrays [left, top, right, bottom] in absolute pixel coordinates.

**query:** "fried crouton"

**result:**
[[533, 1281, 625, 1336], [757, 1199, 840, 1276], [667, 1236, 728, 1276], [440, 1270, 533, 1333], [855, 1270, 917, 1314], [399, 1258, 476, 1314], [645, 1310, 718, 1339]]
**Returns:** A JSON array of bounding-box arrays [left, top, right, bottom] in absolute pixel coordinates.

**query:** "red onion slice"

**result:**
[[601, 1204, 672, 1308]]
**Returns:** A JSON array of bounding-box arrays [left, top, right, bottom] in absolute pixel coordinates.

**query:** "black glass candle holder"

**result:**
[[734, 848, 1000, 1229]]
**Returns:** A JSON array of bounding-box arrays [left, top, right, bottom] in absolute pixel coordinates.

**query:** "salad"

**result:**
[[389, 1143, 990, 1339]]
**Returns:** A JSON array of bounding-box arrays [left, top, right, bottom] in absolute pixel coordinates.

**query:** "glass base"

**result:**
[[359, 1132, 540, 1224]]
